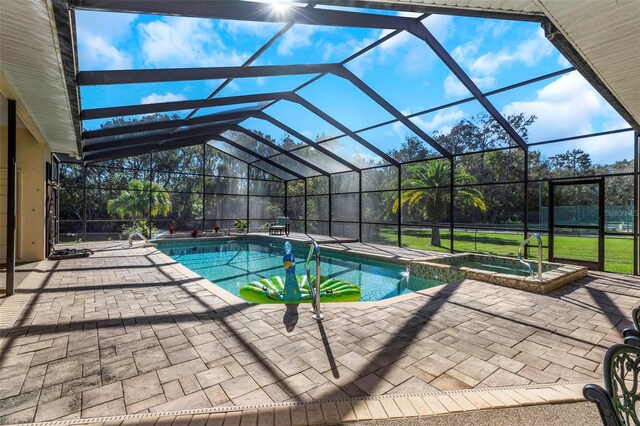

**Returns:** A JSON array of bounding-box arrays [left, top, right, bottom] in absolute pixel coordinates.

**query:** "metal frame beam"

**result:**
[[84, 123, 235, 153], [77, 64, 336, 86], [216, 135, 306, 180], [84, 133, 220, 163], [81, 92, 290, 120], [205, 141, 289, 182], [288, 94, 400, 167], [333, 67, 452, 159], [232, 125, 330, 177], [70, 0, 412, 29], [254, 112, 360, 172], [82, 108, 259, 140], [407, 21, 529, 151]]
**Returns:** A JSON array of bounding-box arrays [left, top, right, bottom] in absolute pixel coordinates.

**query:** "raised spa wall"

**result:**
[[410, 253, 588, 294]]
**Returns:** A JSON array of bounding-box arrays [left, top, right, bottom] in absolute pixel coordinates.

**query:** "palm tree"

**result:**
[[393, 160, 486, 247], [107, 179, 172, 220]]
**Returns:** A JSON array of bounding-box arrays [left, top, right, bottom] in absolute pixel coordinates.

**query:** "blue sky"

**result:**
[[76, 4, 632, 165]]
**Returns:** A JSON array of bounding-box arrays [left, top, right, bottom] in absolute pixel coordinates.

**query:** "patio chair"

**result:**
[[269, 217, 289, 236], [583, 343, 640, 426], [622, 307, 640, 340]]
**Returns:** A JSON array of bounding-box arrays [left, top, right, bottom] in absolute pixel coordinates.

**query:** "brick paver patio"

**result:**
[[0, 240, 637, 424]]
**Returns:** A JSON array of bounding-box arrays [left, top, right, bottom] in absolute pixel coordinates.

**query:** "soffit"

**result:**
[[0, 0, 77, 154], [535, 0, 640, 128]]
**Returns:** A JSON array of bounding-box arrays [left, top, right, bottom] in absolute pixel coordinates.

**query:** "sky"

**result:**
[[75, 3, 633, 167]]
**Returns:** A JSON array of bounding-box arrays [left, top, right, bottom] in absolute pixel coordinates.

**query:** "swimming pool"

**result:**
[[157, 239, 444, 302]]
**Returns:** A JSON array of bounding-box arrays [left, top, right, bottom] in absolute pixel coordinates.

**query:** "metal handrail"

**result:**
[[128, 231, 154, 247], [306, 240, 323, 321], [518, 233, 543, 280]]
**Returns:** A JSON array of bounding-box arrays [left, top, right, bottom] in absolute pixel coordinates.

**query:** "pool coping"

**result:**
[[19, 380, 591, 425]]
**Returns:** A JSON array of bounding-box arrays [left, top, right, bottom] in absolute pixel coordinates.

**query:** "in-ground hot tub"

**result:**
[[411, 253, 587, 294]]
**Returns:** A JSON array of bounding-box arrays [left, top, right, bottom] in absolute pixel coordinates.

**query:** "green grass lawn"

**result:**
[[377, 228, 634, 274]]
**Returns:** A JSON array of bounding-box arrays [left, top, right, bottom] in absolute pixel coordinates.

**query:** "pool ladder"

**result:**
[[306, 240, 323, 321], [518, 233, 543, 280], [128, 231, 155, 248]]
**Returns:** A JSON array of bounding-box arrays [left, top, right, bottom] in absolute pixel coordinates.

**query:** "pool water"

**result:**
[[451, 260, 531, 277], [158, 240, 444, 302]]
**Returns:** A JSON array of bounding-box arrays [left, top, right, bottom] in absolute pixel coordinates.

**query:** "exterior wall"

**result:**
[[0, 95, 50, 263]]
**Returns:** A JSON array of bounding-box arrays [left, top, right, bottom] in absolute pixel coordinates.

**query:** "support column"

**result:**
[[450, 158, 455, 254], [6, 99, 17, 296], [358, 171, 362, 242], [524, 149, 529, 259], [304, 179, 308, 234], [397, 165, 401, 247], [328, 176, 332, 237], [247, 166, 251, 233], [635, 131, 639, 275]]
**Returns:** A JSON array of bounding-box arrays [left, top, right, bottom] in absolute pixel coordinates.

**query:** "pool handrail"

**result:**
[[306, 240, 323, 321], [518, 233, 543, 280], [128, 231, 155, 248]]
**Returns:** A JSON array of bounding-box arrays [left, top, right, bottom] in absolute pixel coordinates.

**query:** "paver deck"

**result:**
[[0, 240, 638, 424]]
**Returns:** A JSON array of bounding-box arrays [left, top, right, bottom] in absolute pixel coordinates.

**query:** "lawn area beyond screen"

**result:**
[[380, 228, 633, 274]]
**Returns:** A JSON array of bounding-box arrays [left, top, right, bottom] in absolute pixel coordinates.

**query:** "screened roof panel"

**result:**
[[409, 100, 518, 154], [207, 140, 258, 164], [84, 127, 178, 145], [314, 4, 422, 17], [263, 100, 344, 142], [216, 75, 318, 98], [221, 130, 280, 158], [318, 137, 388, 168], [289, 146, 352, 174], [189, 102, 266, 118], [75, 10, 284, 71], [240, 118, 307, 150], [82, 112, 191, 132], [344, 23, 474, 114], [249, 161, 297, 181], [80, 80, 224, 110], [297, 74, 396, 130], [262, 154, 322, 178], [358, 122, 441, 162], [488, 70, 631, 144], [438, 16, 568, 91], [259, 25, 380, 65]]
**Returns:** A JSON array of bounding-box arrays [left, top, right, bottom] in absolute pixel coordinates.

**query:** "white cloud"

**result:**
[[277, 25, 316, 56], [140, 92, 187, 104], [76, 11, 138, 44], [444, 74, 469, 98], [409, 108, 465, 133], [76, 11, 137, 70], [557, 54, 572, 68], [82, 36, 133, 70], [469, 28, 553, 75], [220, 20, 280, 37], [451, 39, 480, 67], [320, 36, 375, 63], [422, 15, 454, 42], [138, 17, 249, 67], [502, 72, 614, 142]]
